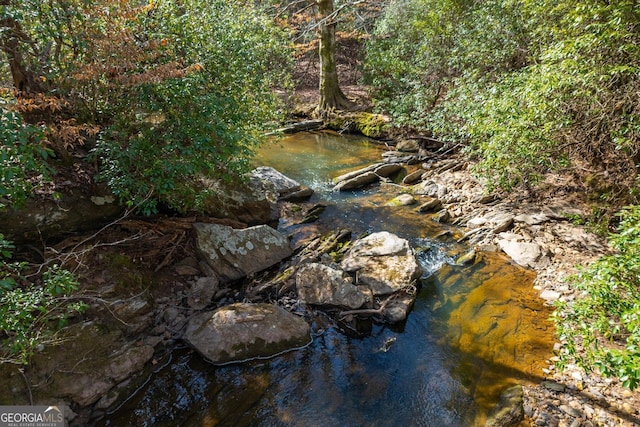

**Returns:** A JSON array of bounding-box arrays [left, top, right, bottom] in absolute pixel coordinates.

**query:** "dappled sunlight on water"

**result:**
[[101, 132, 554, 426]]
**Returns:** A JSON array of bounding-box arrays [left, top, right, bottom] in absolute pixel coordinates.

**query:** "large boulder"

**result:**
[[296, 263, 368, 309], [341, 231, 422, 295], [183, 303, 311, 364], [194, 223, 292, 283], [250, 166, 313, 201], [0, 190, 123, 243], [199, 174, 278, 226]]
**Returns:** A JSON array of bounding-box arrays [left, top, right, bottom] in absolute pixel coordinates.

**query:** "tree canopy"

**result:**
[[365, 0, 639, 207], [1, 0, 291, 213]]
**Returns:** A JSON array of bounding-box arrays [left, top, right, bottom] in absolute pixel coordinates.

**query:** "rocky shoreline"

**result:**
[[2, 131, 639, 426], [374, 142, 640, 426]]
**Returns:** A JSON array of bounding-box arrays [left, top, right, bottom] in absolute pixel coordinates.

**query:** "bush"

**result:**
[[0, 108, 52, 207], [365, 0, 640, 200], [85, 0, 292, 214], [0, 234, 86, 365], [554, 205, 640, 389]]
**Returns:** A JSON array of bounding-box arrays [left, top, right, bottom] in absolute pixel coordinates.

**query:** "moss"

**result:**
[[324, 112, 389, 138]]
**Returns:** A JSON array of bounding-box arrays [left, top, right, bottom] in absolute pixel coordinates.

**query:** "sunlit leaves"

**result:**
[[554, 205, 640, 389], [91, 0, 292, 213]]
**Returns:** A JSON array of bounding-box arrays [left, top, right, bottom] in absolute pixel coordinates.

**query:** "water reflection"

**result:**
[[100, 132, 554, 426]]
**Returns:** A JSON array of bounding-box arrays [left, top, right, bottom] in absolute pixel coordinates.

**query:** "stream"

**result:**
[[101, 131, 554, 426]]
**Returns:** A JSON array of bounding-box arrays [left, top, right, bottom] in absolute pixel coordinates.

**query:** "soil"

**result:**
[[2, 32, 639, 427]]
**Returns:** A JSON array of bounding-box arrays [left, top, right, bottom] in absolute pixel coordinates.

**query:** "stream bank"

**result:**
[[1, 130, 638, 426]]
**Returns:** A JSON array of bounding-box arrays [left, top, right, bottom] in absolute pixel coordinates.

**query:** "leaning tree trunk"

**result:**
[[316, 0, 350, 114], [0, 10, 41, 93]]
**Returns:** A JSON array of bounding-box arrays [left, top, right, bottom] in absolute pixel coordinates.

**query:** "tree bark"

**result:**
[[0, 12, 41, 93], [316, 0, 350, 114]]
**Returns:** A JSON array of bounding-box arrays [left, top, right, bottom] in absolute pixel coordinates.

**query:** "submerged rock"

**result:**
[[341, 231, 422, 296], [485, 385, 525, 427], [183, 303, 311, 364], [194, 222, 292, 283]]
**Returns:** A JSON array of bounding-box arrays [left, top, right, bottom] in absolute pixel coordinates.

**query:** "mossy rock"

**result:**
[[325, 112, 389, 138]]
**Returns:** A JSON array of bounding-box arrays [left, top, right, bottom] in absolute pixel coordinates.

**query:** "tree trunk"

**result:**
[[316, 0, 350, 114], [0, 6, 41, 93]]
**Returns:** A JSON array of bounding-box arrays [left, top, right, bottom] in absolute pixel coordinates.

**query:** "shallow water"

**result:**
[[100, 131, 554, 426]]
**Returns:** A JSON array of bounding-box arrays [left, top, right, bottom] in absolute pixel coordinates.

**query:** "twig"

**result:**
[[18, 367, 33, 405], [154, 231, 185, 272]]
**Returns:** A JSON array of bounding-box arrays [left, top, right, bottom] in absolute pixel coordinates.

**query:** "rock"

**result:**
[[199, 174, 278, 225], [456, 249, 477, 265], [183, 303, 311, 364], [384, 292, 416, 324], [385, 194, 417, 206], [374, 163, 403, 178], [417, 197, 443, 212], [106, 345, 155, 383], [467, 216, 488, 229], [542, 201, 585, 219], [514, 213, 550, 226], [296, 263, 366, 309], [194, 223, 292, 283], [473, 194, 498, 204], [250, 166, 313, 201], [112, 297, 153, 334], [498, 240, 542, 267], [333, 171, 380, 191], [341, 232, 422, 295], [333, 164, 382, 183], [539, 289, 561, 303], [396, 139, 420, 152], [382, 151, 415, 164], [414, 179, 447, 198], [49, 335, 154, 406], [485, 385, 525, 427], [0, 189, 123, 243], [187, 276, 219, 310], [402, 169, 425, 185], [432, 209, 451, 223], [279, 186, 314, 202], [492, 216, 514, 234]]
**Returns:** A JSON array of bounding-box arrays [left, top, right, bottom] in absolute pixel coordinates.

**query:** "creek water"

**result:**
[[101, 131, 554, 426]]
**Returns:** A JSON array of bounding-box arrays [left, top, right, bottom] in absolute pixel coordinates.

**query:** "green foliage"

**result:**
[[0, 234, 87, 365], [91, 0, 292, 214], [0, 108, 52, 207], [365, 0, 640, 197], [553, 205, 640, 389]]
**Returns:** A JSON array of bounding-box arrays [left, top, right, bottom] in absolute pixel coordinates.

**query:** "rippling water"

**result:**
[[100, 132, 554, 426]]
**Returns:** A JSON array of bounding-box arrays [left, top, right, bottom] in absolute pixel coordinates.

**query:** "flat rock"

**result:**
[[187, 276, 219, 309], [417, 197, 442, 212], [194, 223, 292, 283], [333, 171, 379, 191], [402, 169, 425, 184], [296, 263, 366, 309], [385, 194, 417, 206], [251, 166, 313, 200], [498, 240, 542, 267], [183, 303, 311, 364]]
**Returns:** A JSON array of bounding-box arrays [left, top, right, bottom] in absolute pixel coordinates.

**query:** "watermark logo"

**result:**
[[0, 406, 64, 427]]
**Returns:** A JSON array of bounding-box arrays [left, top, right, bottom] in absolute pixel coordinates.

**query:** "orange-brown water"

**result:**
[[100, 132, 554, 426]]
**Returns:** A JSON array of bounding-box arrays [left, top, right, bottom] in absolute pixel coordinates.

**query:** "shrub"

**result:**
[[0, 234, 87, 365], [0, 108, 52, 207], [554, 205, 640, 389]]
